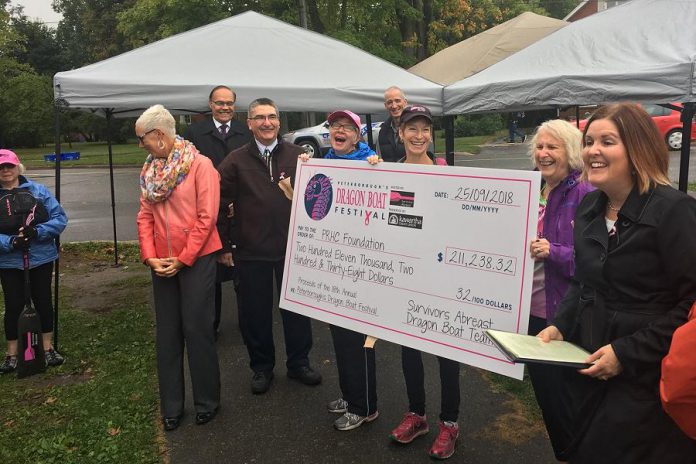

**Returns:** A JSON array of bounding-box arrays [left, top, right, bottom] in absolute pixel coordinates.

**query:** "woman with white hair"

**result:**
[[135, 105, 222, 431], [527, 119, 593, 460]]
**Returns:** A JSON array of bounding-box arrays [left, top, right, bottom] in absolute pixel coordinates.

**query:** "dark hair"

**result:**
[[583, 103, 669, 194], [248, 98, 279, 115], [208, 85, 236, 102]]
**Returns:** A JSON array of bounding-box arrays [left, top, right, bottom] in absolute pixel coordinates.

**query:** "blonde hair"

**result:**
[[583, 103, 670, 194], [135, 104, 176, 137], [528, 119, 583, 171]]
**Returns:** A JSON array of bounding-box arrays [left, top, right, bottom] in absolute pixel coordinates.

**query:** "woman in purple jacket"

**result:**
[[527, 119, 593, 460]]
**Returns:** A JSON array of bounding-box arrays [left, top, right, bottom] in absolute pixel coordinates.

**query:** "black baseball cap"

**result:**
[[399, 105, 433, 125]]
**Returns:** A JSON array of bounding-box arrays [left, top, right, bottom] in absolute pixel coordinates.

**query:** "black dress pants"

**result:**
[[330, 325, 377, 417], [151, 253, 220, 417], [237, 259, 313, 373], [401, 346, 460, 422]]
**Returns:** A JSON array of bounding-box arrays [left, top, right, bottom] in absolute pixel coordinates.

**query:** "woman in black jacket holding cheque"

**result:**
[[538, 103, 696, 463]]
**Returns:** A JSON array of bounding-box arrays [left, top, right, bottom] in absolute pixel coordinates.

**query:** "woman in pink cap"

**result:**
[[300, 110, 381, 431], [0, 149, 68, 374]]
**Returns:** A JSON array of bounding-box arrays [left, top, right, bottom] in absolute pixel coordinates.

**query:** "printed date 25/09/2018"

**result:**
[[453, 187, 514, 205], [445, 247, 516, 275]]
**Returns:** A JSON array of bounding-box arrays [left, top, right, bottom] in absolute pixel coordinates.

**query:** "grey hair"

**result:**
[[136, 104, 176, 137], [18, 163, 25, 174], [528, 119, 583, 171], [384, 86, 406, 100], [248, 98, 279, 115]]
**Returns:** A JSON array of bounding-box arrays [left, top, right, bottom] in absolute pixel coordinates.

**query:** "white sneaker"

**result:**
[[327, 397, 348, 413], [334, 411, 379, 431]]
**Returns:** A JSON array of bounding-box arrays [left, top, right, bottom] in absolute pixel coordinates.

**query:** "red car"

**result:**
[[577, 103, 696, 151]]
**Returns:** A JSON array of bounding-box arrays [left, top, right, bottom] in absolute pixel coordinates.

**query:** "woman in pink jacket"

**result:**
[[135, 105, 222, 432]]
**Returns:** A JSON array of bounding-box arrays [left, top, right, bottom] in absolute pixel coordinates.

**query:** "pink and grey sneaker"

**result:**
[[389, 412, 429, 444], [429, 420, 459, 460]]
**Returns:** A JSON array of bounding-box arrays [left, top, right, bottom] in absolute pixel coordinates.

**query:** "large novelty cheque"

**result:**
[[280, 159, 541, 379]]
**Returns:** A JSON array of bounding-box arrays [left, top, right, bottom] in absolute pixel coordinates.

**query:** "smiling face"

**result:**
[[384, 88, 407, 122], [582, 118, 634, 196], [399, 118, 432, 158], [534, 130, 570, 188], [329, 117, 360, 155], [208, 87, 236, 124], [247, 104, 280, 146]]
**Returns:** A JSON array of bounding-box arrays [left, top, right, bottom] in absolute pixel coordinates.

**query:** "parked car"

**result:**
[[283, 120, 383, 157], [577, 103, 696, 151]]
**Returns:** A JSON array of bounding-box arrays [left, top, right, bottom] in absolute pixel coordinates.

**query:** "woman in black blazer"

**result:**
[[539, 103, 696, 463]]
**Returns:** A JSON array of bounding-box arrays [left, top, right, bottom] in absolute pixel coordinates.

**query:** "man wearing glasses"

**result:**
[[185, 86, 252, 339], [217, 98, 322, 395]]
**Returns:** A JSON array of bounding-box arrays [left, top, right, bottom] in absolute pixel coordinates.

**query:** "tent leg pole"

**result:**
[[106, 110, 119, 266], [53, 100, 62, 352], [445, 116, 455, 166], [365, 114, 374, 150], [678, 102, 694, 192]]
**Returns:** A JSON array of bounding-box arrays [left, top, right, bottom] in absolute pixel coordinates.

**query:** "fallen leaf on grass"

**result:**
[[44, 396, 57, 405], [108, 426, 121, 436]]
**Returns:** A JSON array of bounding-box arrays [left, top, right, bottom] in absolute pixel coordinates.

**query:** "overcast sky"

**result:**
[[11, 1, 63, 25]]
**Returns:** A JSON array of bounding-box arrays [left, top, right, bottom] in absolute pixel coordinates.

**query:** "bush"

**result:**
[[454, 114, 504, 137]]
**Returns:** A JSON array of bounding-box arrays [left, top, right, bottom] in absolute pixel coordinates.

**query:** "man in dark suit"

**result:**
[[184, 85, 252, 337]]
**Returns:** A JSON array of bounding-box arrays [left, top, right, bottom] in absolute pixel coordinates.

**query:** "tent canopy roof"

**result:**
[[409, 12, 566, 85], [54, 11, 443, 116], [443, 0, 696, 115]]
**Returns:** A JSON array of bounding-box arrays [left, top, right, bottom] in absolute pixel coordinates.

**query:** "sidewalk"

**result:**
[[165, 285, 556, 464]]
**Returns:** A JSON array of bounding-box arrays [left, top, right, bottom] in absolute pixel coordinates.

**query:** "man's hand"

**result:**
[[217, 252, 234, 267]]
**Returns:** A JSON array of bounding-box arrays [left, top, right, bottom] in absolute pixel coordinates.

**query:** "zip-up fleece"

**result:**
[[137, 153, 222, 266], [217, 138, 302, 261]]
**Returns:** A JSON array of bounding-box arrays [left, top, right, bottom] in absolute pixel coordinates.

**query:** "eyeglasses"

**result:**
[[136, 129, 157, 143], [249, 114, 279, 122], [0, 163, 17, 170], [328, 122, 358, 132], [212, 100, 235, 107]]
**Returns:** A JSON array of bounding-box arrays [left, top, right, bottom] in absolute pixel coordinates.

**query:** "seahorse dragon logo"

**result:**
[[303, 174, 333, 220]]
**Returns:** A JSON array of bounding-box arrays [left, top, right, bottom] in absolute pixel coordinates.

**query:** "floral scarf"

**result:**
[[140, 136, 195, 203]]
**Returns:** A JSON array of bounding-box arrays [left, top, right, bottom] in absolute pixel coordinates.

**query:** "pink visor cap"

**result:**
[[0, 149, 20, 166], [327, 110, 362, 130]]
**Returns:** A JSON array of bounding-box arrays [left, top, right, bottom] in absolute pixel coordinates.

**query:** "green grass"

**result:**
[[688, 183, 696, 191], [433, 132, 493, 155], [485, 371, 543, 422], [9, 142, 144, 169], [0, 243, 161, 464]]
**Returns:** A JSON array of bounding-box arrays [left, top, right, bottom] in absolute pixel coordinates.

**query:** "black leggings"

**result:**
[[402, 346, 460, 422], [1, 261, 54, 340]]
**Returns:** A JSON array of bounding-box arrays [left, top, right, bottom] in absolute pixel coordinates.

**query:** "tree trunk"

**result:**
[[307, 0, 325, 33]]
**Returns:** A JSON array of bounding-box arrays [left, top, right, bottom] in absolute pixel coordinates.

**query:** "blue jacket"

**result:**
[[0, 176, 68, 269]]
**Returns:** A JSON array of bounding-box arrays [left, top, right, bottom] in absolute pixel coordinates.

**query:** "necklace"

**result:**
[[607, 201, 621, 212]]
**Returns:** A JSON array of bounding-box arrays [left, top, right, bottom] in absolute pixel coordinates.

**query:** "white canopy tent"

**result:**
[[53, 11, 443, 115], [443, 0, 696, 115], [409, 12, 567, 85]]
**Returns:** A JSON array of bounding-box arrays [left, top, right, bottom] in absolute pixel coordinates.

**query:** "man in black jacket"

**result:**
[[377, 86, 408, 162], [217, 98, 321, 394], [184, 86, 252, 338]]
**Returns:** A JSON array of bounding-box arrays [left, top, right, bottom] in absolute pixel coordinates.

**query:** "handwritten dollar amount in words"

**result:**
[[443, 247, 516, 275]]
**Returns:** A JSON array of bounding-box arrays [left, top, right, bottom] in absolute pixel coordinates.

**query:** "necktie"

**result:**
[[263, 148, 270, 166], [219, 124, 228, 136]]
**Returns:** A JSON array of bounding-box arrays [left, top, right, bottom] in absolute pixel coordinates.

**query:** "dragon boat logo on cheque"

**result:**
[[304, 173, 333, 220]]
